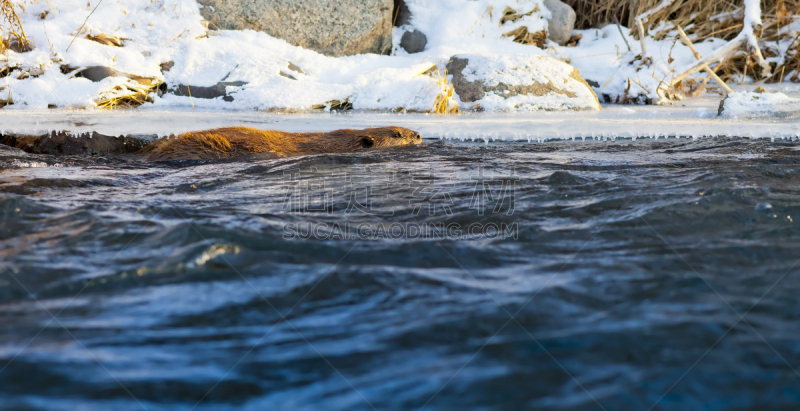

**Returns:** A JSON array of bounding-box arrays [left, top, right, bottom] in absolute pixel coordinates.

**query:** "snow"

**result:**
[[743, 0, 763, 33], [719, 91, 800, 119], [0, 0, 798, 116], [451, 54, 600, 111], [3, 0, 453, 111], [397, 0, 549, 55], [3, 0, 569, 112]]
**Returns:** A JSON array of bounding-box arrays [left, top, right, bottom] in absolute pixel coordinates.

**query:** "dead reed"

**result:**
[[499, 4, 548, 48], [95, 77, 164, 109], [311, 99, 353, 111], [563, 0, 800, 83], [86, 33, 125, 47], [502, 26, 548, 48], [1, 0, 32, 52], [424, 62, 460, 114]]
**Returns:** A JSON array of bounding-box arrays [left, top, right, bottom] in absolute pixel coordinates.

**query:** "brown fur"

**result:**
[[143, 126, 423, 161]]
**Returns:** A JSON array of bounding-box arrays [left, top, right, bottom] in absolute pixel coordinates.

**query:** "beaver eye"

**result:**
[[360, 136, 374, 148]]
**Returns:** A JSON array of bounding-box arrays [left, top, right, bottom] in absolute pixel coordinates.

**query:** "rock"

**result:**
[[445, 58, 485, 104], [197, 0, 393, 57], [400, 29, 427, 54], [169, 81, 247, 101], [393, 0, 411, 26], [77, 66, 117, 82], [444, 54, 600, 111], [543, 0, 575, 46], [1, 132, 148, 155], [75, 67, 162, 92], [160, 61, 175, 72]]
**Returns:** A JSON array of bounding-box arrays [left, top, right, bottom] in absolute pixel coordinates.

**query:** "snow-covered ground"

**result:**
[[3, 84, 799, 141], [3, 0, 799, 114]]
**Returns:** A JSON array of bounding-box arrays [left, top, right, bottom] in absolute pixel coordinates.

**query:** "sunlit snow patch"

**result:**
[[718, 91, 800, 119]]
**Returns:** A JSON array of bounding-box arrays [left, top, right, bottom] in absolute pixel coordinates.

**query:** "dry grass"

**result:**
[[86, 33, 124, 47], [498, 4, 548, 48], [499, 5, 540, 25], [564, 0, 800, 83], [424, 62, 460, 114], [502, 26, 548, 48], [1, 0, 32, 53], [564, 0, 659, 30], [96, 77, 163, 109], [311, 99, 353, 111]]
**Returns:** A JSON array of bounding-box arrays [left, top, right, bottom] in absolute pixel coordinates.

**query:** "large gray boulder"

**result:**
[[197, 0, 394, 57], [543, 0, 575, 46]]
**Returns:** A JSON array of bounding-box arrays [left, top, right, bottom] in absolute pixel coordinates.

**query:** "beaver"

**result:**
[[144, 126, 423, 161]]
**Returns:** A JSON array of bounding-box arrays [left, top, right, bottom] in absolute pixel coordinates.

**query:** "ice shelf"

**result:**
[[2, 86, 799, 142]]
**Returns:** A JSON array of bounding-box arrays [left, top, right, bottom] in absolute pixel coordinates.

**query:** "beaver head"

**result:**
[[331, 127, 423, 151]]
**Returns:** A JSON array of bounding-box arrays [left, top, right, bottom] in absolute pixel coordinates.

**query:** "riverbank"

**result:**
[[2, 85, 800, 151], [3, 0, 799, 113]]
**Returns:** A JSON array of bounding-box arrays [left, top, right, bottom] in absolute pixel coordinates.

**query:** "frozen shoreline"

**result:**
[[5, 0, 799, 113], [2, 85, 800, 142]]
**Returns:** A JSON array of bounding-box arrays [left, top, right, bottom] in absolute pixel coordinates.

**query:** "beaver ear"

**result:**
[[360, 136, 374, 148]]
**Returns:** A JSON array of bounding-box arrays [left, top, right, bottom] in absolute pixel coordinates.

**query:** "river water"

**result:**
[[1, 136, 800, 410]]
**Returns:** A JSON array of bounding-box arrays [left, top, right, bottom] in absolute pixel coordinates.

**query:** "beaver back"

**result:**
[[144, 126, 422, 161]]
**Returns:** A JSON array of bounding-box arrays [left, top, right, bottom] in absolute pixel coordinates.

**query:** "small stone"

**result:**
[[543, 0, 576, 46], [754, 86, 766, 93], [400, 29, 427, 54], [77, 67, 116, 82], [169, 81, 247, 100], [160, 61, 175, 72]]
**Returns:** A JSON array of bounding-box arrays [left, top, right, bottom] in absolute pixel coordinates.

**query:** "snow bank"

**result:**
[[0, 0, 796, 113], [2, 0, 204, 107], [0, 0, 604, 112], [718, 91, 800, 119], [397, 0, 738, 105], [449, 54, 600, 110], [2, 0, 451, 111], [396, 0, 550, 55]]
